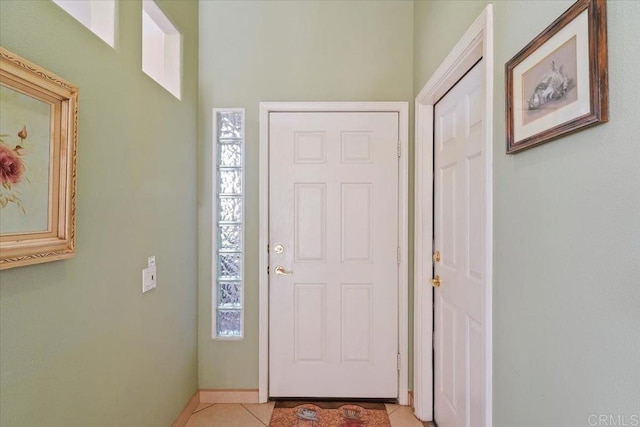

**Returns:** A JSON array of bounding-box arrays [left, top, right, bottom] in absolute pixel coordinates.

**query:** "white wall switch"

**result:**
[[142, 266, 157, 293], [148, 256, 156, 268]]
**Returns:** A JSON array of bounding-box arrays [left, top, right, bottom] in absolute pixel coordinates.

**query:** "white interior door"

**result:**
[[269, 111, 399, 398], [434, 61, 486, 427]]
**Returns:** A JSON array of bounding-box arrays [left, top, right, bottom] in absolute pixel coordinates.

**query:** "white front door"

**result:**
[[434, 61, 486, 426], [268, 111, 399, 398]]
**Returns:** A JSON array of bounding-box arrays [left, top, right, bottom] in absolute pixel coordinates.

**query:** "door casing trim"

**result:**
[[259, 102, 409, 404], [413, 5, 494, 424]]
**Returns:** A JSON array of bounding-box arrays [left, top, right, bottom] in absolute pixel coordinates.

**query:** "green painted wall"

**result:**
[[413, 0, 488, 91], [415, 1, 640, 425], [198, 0, 414, 389], [4, 1, 634, 422], [0, 1, 199, 426]]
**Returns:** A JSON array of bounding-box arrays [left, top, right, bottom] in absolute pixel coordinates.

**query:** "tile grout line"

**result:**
[[192, 402, 215, 414], [240, 403, 269, 426], [386, 404, 400, 416]]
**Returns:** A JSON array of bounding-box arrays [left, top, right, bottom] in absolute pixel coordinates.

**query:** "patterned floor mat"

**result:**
[[269, 401, 391, 427]]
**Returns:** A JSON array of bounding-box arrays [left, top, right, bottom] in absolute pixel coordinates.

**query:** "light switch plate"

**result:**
[[148, 256, 156, 268], [142, 266, 157, 293]]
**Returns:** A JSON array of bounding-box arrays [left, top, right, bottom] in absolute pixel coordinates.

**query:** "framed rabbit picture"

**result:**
[[505, 0, 608, 153]]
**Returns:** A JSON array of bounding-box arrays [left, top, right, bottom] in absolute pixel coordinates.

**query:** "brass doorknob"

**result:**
[[431, 275, 441, 287], [275, 265, 293, 275]]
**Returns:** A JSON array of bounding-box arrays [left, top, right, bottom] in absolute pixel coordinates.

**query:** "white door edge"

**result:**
[[258, 102, 410, 404], [413, 5, 493, 425]]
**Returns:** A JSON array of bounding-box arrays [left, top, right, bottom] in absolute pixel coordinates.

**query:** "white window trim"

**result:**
[[212, 108, 246, 340]]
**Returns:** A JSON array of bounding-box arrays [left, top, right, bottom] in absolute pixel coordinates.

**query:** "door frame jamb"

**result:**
[[258, 102, 409, 404], [413, 5, 494, 424]]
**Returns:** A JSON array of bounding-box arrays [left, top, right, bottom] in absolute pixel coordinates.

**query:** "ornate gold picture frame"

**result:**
[[0, 47, 78, 269]]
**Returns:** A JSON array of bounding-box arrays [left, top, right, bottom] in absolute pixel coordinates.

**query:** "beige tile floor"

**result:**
[[185, 402, 426, 426]]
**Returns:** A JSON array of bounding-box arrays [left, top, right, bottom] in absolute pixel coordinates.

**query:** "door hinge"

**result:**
[[267, 265, 270, 275], [397, 141, 401, 157], [397, 353, 401, 371], [267, 244, 270, 253], [397, 247, 401, 264]]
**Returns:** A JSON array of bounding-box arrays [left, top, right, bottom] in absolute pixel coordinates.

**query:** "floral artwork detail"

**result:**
[[0, 125, 28, 212], [0, 82, 52, 235]]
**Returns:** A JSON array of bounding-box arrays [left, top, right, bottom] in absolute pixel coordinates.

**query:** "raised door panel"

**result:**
[[294, 284, 326, 363], [341, 283, 373, 362], [294, 183, 326, 262], [341, 183, 373, 263]]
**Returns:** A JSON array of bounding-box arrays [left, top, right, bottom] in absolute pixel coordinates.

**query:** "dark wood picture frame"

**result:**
[[505, 0, 608, 154]]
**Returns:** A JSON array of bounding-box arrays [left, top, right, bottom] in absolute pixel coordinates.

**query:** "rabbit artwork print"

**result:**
[[521, 36, 578, 126], [526, 60, 574, 111]]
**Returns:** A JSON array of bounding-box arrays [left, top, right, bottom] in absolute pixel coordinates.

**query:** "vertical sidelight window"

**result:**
[[213, 109, 244, 338]]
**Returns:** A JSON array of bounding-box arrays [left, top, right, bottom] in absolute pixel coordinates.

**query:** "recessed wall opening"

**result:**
[[52, 0, 116, 47], [142, 0, 182, 99]]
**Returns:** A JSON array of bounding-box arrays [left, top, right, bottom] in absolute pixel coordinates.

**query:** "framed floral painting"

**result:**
[[505, 0, 608, 153], [0, 47, 78, 269]]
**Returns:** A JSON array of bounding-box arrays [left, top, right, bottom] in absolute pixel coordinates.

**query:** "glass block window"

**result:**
[[213, 109, 244, 338]]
